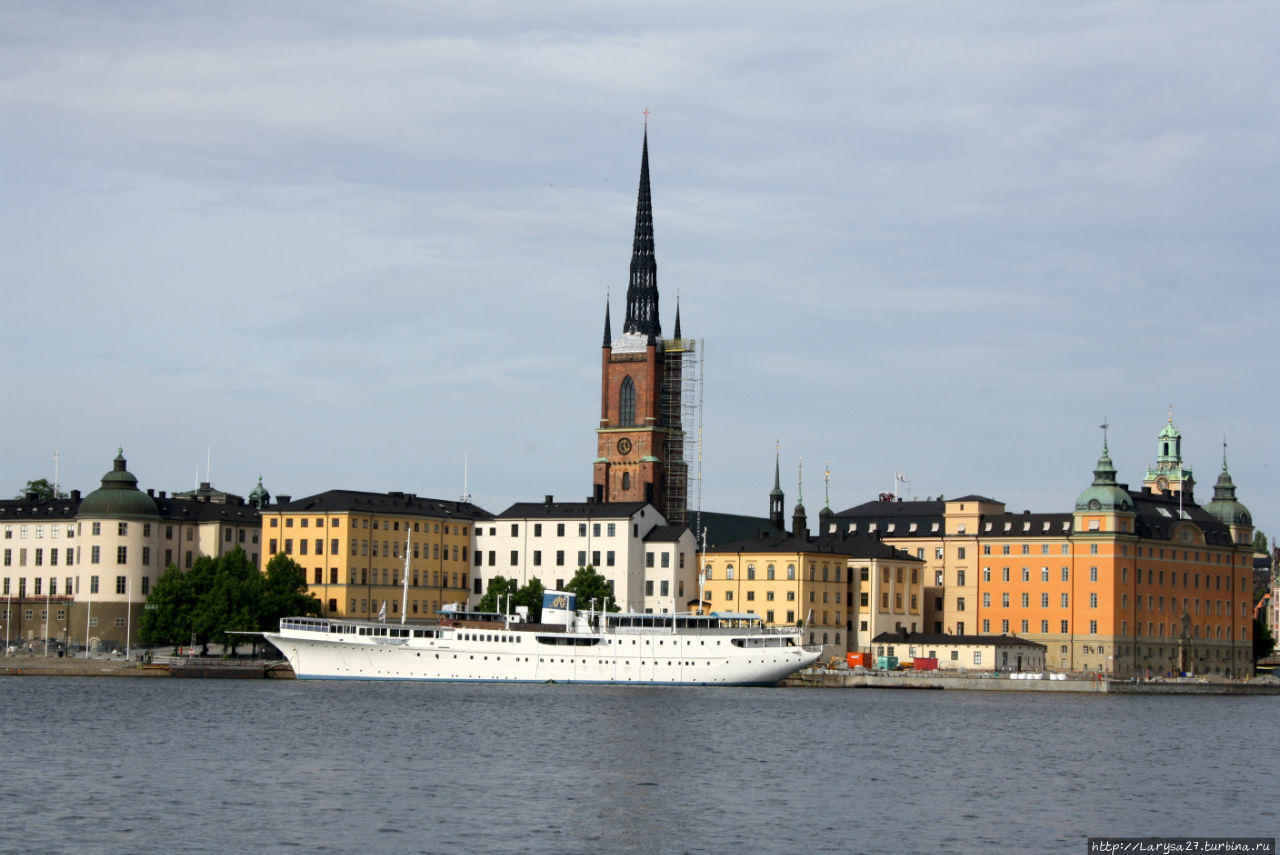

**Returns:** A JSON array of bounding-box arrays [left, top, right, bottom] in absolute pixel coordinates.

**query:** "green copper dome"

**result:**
[[1203, 457, 1251, 526], [1075, 444, 1134, 512], [77, 449, 160, 520]]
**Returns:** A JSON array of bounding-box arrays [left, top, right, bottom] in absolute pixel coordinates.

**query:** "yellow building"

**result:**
[[259, 490, 489, 620], [701, 510, 923, 661]]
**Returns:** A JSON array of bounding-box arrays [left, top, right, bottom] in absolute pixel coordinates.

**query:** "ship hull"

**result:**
[[264, 627, 819, 686]]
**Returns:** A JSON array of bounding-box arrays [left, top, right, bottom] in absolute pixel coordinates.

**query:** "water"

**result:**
[[1, 679, 1275, 854]]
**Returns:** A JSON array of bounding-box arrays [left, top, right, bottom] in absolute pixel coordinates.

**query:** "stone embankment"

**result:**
[[1, 655, 293, 678], [785, 668, 1280, 695]]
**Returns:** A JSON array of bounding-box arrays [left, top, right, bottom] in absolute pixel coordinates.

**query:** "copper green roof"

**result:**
[[77, 449, 159, 520]]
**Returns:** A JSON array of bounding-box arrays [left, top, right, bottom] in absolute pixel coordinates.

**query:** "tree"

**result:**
[[477, 575, 544, 623], [564, 566, 620, 614], [139, 564, 197, 653], [16, 478, 67, 500], [194, 548, 263, 656], [1254, 615, 1276, 663], [1253, 531, 1269, 555], [259, 553, 321, 631]]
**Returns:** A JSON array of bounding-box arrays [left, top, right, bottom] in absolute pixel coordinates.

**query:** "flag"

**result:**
[[377, 601, 386, 621]]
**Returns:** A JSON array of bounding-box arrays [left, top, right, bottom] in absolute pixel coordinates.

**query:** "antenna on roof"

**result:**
[[460, 453, 471, 504]]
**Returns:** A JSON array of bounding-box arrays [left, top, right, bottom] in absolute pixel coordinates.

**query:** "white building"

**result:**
[[471, 498, 697, 613]]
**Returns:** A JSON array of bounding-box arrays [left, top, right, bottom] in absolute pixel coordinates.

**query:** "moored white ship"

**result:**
[[264, 591, 822, 685]]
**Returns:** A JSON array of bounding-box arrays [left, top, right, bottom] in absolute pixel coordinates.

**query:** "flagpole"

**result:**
[[126, 575, 132, 660], [401, 527, 410, 625], [84, 585, 93, 658], [44, 585, 50, 657]]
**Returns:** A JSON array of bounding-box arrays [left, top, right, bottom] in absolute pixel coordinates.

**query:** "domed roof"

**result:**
[[1203, 458, 1251, 527], [248, 474, 271, 509], [1075, 444, 1134, 512], [77, 450, 160, 520]]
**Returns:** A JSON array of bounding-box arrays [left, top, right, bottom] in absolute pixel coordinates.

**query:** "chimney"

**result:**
[[147, 488, 155, 496], [70, 489, 81, 501], [159, 491, 167, 499], [277, 494, 291, 505], [545, 495, 554, 505]]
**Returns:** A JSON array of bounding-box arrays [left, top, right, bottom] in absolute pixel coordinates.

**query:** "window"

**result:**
[[556, 550, 565, 566], [90, 575, 100, 594], [510, 551, 518, 566], [956, 597, 965, 612], [534, 524, 542, 537], [91, 546, 100, 565], [1021, 593, 1029, 607], [1090, 566, 1098, 582], [593, 523, 601, 537], [1089, 593, 1098, 608], [934, 547, 943, 559], [1041, 593, 1049, 608], [956, 570, 965, 586], [619, 376, 636, 426], [982, 593, 991, 607], [957, 547, 966, 559], [606, 551, 615, 567], [92, 522, 101, 536], [1061, 593, 1069, 608]]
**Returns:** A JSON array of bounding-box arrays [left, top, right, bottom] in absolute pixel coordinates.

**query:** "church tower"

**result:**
[[593, 126, 689, 524], [1143, 410, 1195, 496]]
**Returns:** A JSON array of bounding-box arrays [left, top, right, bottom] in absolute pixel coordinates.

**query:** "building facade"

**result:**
[[471, 498, 697, 613], [826, 419, 1255, 677], [259, 490, 489, 620], [2, 451, 263, 652], [872, 630, 1047, 673]]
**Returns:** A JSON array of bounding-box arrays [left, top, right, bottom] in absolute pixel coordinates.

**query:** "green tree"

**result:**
[[259, 552, 321, 631], [564, 566, 619, 614], [1253, 531, 1269, 554], [1254, 615, 1276, 662], [139, 564, 197, 653], [477, 575, 544, 623], [194, 548, 263, 656], [16, 478, 67, 500]]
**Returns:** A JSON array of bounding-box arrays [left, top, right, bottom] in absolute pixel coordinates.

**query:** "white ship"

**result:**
[[264, 591, 822, 686]]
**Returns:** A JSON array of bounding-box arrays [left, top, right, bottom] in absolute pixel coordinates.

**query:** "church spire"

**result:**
[[623, 126, 660, 341], [769, 441, 784, 529], [602, 296, 612, 347], [673, 297, 682, 339]]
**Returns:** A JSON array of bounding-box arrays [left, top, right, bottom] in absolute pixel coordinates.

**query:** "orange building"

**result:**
[[827, 419, 1255, 678]]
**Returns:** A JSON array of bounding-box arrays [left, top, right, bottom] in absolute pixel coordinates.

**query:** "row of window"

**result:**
[[272, 517, 468, 536], [1, 575, 153, 597], [270, 539, 466, 562], [479, 522, 626, 539], [2, 521, 238, 542], [309, 567, 468, 589]]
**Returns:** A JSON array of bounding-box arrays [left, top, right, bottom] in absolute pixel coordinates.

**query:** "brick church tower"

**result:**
[[593, 127, 689, 524]]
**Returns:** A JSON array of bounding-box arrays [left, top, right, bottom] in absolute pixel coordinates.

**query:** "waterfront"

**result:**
[[0, 679, 1275, 855]]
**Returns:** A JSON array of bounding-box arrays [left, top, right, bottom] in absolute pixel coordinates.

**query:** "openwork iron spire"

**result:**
[[623, 128, 661, 341]]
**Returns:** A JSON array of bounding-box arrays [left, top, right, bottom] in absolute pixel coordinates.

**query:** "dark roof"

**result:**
[[698, 511, 786, 548], [279, 490, 491, 520], [835, 499, 945, 518], [495, 501, 651, 520], [643, 525, 689, 544], [1127, 489, 1234, 546], [872, 630, 1046, 650], [0, 496, 81, 520], [154, 497, 262, 525], [979, 512, 1074, 538], [710, 531, 920, 563]]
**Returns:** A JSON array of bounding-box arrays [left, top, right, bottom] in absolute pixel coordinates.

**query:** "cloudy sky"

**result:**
[[4, 1, 1278, 531]]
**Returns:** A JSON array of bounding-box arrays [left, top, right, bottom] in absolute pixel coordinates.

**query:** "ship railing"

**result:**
[[280, 617, 330, 633]]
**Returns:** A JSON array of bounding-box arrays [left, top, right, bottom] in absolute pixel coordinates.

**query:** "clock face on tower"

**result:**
[[616, 437, 633, 456]]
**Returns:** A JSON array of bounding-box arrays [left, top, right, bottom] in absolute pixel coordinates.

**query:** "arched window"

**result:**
[[619, 376, 636, 426], [621, 472, 631, 490], [726, 565, 735, 580]]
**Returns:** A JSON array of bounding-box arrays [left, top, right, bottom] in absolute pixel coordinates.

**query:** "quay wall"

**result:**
[[785, 669, 1280, 695]]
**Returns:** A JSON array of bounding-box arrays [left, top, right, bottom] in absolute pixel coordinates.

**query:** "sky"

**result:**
[[3, 1, 1278, 534]]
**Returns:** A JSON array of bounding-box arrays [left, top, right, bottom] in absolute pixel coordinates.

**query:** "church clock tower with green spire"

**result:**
[[1143, 410, 1195, 496], [593, 125, 690, 524]]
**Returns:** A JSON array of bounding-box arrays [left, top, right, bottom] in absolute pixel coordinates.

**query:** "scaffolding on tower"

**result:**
[[659, 336, 701, 528]]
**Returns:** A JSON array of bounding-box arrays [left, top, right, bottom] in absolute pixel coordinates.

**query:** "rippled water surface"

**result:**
[[0, 679, 1275, 854]]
